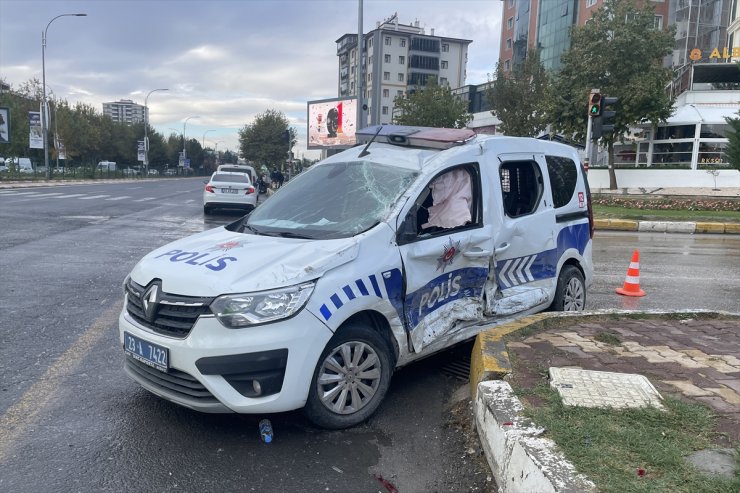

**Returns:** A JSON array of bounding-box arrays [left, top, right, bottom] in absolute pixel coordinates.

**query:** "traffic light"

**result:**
[[600, 97, 618, 135], [281, 129, 290, 144], [589, 91, 602, 117]]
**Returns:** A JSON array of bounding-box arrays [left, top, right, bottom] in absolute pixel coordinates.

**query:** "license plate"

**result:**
[[221, 188, 239, 194], [124, 332, 169, 372]]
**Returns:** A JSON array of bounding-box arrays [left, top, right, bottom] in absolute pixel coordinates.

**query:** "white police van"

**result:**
[[119, 125, 593, 429]]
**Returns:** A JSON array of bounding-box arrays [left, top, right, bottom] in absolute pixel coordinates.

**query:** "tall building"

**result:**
[[337, 14, 472, 125], [498, 0, 734, 73], [102, 99, 146, 125]]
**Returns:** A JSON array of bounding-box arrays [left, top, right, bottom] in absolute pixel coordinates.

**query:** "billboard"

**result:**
[[307, 97, 357, 149]]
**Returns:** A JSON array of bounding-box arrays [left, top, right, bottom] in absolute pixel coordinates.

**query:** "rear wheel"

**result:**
[[304, 323, 392, 429], [550, 265, 586, 311], [203, 205, 212, 215]]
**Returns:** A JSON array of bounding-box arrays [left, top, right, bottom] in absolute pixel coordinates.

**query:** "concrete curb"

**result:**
[[594, 218, 739, 234], [475, 380, 596, 493], [469, 310, 740, 492]]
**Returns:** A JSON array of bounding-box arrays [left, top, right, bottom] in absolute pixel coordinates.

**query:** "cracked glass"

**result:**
[[243, 161, 418, 239]]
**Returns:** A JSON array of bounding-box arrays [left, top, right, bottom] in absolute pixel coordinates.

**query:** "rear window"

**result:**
[[212, 173, 249, 183], [545, 156, 578, 208]]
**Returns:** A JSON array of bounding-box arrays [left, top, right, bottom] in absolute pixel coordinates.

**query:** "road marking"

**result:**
[[2, 191, 46, 196], [105, 196, 131, 201], [185, 199, 195, 203], [134, 197, 156, 202], [50, 194, 87, 199], [0, 303, 122, 463], [23, 192, 66, 198], [78, 195, 110, 200]]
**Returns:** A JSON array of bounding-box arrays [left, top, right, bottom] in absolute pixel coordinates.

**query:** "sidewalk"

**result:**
[[471, 311, 740, 492]]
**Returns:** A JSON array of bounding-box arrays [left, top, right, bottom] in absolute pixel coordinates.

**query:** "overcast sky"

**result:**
[[0, 0, 502, 159]]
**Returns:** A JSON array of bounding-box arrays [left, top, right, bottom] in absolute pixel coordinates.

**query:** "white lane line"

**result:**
[[0, 303, 121, 462], [78, 195, 110, 200], [23, 192, 66, 198], [134, 197, 157, 202], [185, 199, 195, 203], [1, 191, 46, 196], [50, 194, 87, 199], [105, 196, 131, 201]]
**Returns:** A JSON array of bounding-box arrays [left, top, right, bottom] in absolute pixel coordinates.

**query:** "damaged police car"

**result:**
[[119, 125, 593, 429]]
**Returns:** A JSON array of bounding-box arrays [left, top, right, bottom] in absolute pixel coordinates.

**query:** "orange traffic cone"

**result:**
[[616, 250, 646, 297]]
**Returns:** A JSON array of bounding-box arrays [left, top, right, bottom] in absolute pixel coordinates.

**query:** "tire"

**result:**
[[303, 323, 393, 429], [203, 205, 212, 215], [549, 265, 586, 311]]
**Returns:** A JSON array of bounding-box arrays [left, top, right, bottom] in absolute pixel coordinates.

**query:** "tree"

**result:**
[[238, 109, 292, 169], [392, 79, 471, 128], [725, 112, 740, 170], [549, 0, 676, 189], [487, 50, 549, 137]]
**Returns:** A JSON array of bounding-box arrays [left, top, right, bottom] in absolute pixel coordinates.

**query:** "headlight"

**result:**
[[210, 282, 315, 328]]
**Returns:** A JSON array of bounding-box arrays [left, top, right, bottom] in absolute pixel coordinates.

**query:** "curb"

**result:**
[[594, 219, 740, 234], [594, 218, 739, 234], [469, 310, 740, 493]]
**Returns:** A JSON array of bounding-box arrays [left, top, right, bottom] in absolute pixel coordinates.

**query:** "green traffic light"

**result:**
[[590, 105, 599, 114]]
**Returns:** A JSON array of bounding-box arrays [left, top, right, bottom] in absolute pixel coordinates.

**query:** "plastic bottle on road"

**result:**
[[259, 419, 273, 443]]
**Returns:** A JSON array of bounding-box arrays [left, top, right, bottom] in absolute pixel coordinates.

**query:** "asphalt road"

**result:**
[[0, 179, 492, 493], [0, 178, 737, 492]]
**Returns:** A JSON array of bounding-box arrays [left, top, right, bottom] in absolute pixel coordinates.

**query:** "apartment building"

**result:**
[[498, 0, 736, 73], [337, 14, 472, 125], [102, 99, 146, 125]]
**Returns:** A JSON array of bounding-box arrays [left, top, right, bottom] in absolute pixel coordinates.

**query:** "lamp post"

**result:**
[[202, 129, 215, 149], [182, 116, 199, 170], [143, 88, 168, 176], [42, 13, 87, 180], [214, 140, 225, 166]]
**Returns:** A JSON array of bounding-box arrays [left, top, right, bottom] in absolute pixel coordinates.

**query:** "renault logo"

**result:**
[[142, 283, 160, 323]]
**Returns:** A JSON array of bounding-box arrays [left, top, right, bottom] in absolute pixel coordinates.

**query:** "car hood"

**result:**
[[129, 226, 359, 296]]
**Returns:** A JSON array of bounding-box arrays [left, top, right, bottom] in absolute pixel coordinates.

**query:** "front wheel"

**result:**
[[304, 323, 392, 429], [550, 265, 586, 311]]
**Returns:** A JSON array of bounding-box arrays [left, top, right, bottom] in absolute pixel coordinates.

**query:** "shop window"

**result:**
[[655, 125, 695, 140]]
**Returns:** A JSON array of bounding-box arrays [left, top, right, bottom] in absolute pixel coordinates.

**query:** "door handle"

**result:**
[[463, 248, 491, 258], [495, 242, 511, 254]]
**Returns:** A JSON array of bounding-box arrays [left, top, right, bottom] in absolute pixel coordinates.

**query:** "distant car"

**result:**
[[123, 168, 138, 177], [148, 169, 159, 176], [0, 165, 8, 173], [203, 171, 257, 214], [164, 169, 176, 176], [217, 163, 256, 183]]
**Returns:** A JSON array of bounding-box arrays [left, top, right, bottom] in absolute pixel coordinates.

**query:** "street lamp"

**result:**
[[202, 129, 215, 149], [214, 140, 225, 166], [143, 88, 168, 175], [42, 13, 87, 180], [182, 116, 199, 169]]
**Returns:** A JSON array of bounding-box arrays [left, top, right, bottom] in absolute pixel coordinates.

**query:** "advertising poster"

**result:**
[[137, 140, 145, 162], [0, 107, 9, 144], [55, 136, 66, 160], [29, 111, 43, 149], [307, 97, 357, 149]]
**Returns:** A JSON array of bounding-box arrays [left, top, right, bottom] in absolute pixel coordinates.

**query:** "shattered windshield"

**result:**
[[243, 161, 418, 239]]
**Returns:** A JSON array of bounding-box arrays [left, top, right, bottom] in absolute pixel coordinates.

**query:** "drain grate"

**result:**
[[441, 358, 471, 382]]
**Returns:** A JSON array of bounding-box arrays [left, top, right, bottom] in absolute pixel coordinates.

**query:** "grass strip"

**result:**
[[593, 205, 740, 223], [518, 386, 740, 493]]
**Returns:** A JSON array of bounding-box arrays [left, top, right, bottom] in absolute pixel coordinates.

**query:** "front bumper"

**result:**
[[119, 307, 332, 414]]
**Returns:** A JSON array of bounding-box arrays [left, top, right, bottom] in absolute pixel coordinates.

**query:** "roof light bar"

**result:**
[[356, 125, 476, 150]]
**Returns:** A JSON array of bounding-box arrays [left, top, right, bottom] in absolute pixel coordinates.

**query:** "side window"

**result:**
[[545, 156, 578, 208], [399, 165, 481, 242], [499, 160, 544, 218]]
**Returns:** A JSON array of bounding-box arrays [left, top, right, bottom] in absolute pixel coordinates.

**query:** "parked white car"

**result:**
[[120, 125, 594, 429], [202, 171, 257, 214]]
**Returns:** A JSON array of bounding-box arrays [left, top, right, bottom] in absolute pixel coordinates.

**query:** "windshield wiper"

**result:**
[[268, 231, 313, 239], [242, 223, 263, 235]]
